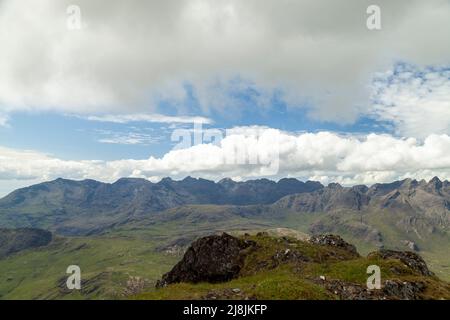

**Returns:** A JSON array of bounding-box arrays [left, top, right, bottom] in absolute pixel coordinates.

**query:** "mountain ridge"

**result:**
[[0, 176, 449, 236], [0, 176, 322, 234]]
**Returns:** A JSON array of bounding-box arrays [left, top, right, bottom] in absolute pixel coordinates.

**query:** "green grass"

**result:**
[[0, 235, 177, 299], [137, 265, 333, 300], [303, 258, 410, 284]]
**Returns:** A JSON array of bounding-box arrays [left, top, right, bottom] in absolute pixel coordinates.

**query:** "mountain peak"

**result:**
[[429, 176, 442, 184], [159, 177, 173, 183], [351, 185, 369, 193], [400, 178, 419, 189], [327, 182, 343, 189], [428, 176, 443, 190], [218, 178, 236, 185]]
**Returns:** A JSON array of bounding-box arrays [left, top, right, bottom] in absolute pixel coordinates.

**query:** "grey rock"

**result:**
[[309, 234, 359, 258], [156, 233, 255, 287]]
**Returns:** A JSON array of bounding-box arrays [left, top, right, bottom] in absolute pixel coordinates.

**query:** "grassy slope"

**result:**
[[136, 234, 450, 300], [0, 235, 177, 299], [136, 266, 333, 300], [0, 209, 279, 300], [0, 205, 448, 299]]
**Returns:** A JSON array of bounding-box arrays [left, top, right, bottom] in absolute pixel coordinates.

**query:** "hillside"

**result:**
[[0, 177, 321, 235], [0, 176, 448, 299], [115, 177, 450, 279], [138, 233, 450, 300], [0, 228, 52, 259], [271, 178, 450, 279], [0, 226, 448, 299], [0, 231, 178, 299]]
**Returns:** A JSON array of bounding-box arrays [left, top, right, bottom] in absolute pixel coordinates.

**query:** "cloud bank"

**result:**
[[2, 129, 450, 192], [1, 0, 449, 123]]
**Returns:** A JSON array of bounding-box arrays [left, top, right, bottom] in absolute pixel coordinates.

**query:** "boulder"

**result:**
[[156, 233, 255, 287]]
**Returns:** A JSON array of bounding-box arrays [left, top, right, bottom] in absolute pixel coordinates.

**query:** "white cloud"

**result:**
[[0, 0, 449, 124], [2, 128, 450, 195], [95, 129, 164, 145], [0, 114, 9, 127], [0, 146, 100, 181], [85, 113, 213, 124], [370, 64, 450, 138]]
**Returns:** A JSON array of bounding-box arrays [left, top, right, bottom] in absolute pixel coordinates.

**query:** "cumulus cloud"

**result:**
[[2, 128, 450, 193], [0, 0, 449, 123], [370, 64, 450, 138]]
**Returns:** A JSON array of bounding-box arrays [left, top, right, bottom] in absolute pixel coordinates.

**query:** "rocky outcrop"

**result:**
[[321, 279, 425, 300], [382, 280, 425, 300], [271, 247, 310, 266], [367, 249, 433, 276], [309, 234, 359, 258], [156, 233, 255, 287]]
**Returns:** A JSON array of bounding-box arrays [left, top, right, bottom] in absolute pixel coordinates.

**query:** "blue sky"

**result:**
[[0, 95, 388, 162]]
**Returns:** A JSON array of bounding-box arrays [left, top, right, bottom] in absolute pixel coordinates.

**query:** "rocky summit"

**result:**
[[148, 233, 450, 300]]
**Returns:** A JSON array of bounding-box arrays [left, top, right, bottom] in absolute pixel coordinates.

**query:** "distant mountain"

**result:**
[[0, 177, 322, 235], [273, 177, 450, 232], [270, 177, 450, 267], [0, 176, 448, 257]]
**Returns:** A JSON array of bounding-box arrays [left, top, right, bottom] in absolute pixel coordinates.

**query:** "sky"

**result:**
[[0, 0, 450, 196]]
